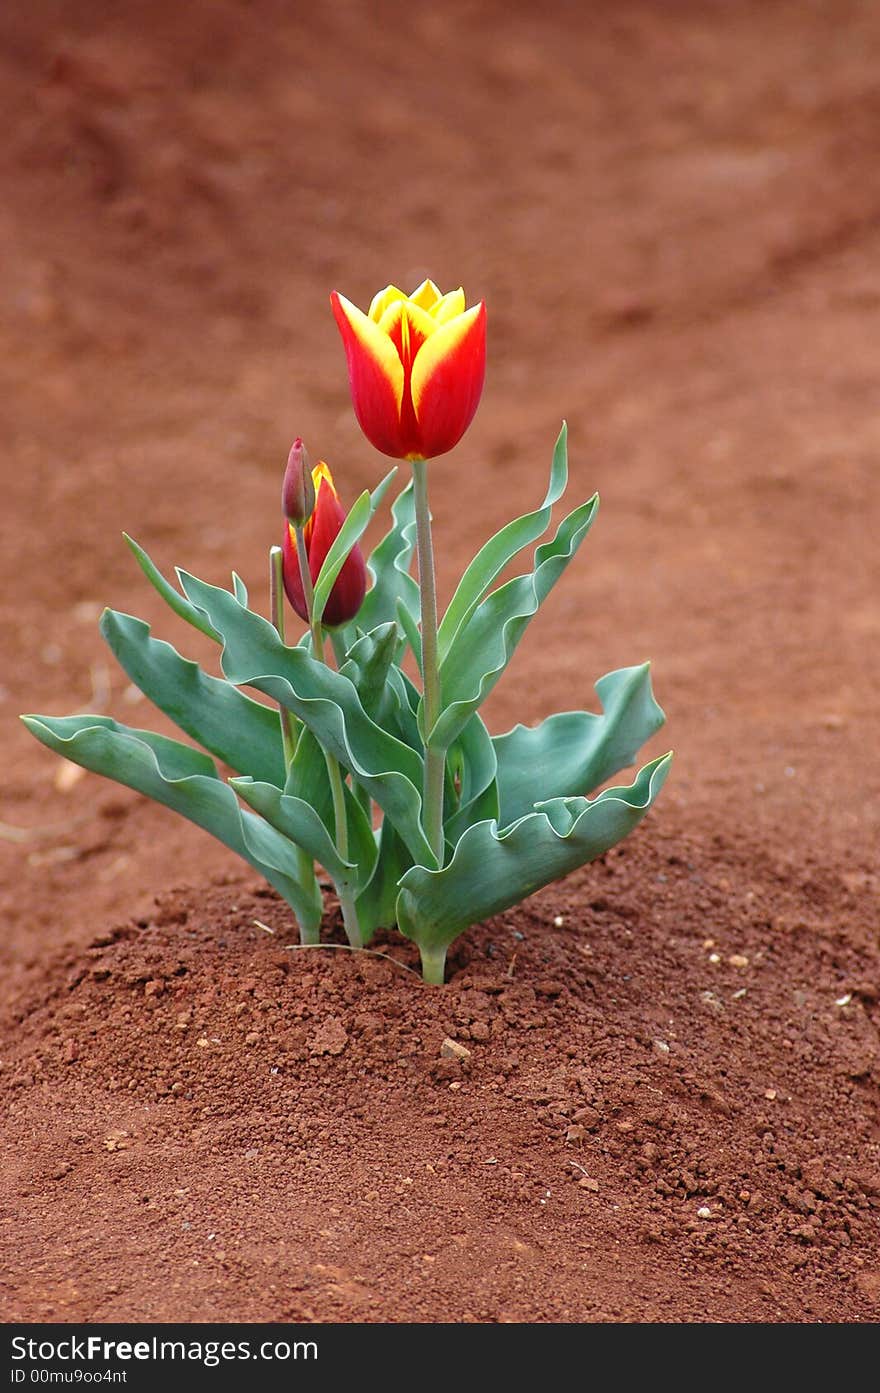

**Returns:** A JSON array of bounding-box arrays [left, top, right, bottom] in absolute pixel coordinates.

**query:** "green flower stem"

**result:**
[[411, 457, 445, 866], [293, 525, 362, 949], [419, 942, 447, 986], [269, 544, 319, 945], [269, 546, 298, 770]]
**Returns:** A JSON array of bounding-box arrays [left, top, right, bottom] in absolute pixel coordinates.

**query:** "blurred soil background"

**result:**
[[0, 0, 878, 1323]]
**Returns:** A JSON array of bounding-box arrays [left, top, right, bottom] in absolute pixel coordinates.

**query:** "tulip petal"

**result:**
[[408, 278, 443, 310], [281, 522, 308, 623], [376, 298, 439, 363], [368, 284, 407, 322], [430, 287, 466, 324], [331, 291, 407, 456], [410, 302, 487, 458]]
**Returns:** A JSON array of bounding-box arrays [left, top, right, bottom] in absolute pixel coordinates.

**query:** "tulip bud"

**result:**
[[281, 438, 316, 525], [282, 461, 367, 628]]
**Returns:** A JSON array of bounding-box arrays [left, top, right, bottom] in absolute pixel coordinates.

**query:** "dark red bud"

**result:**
[[282, 438, 316, 525]]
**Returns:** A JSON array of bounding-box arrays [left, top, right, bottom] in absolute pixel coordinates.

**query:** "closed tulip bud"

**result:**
[[281, 438, 316, 525], [331, 279, 486, 460], [282, 461, 367, 628]]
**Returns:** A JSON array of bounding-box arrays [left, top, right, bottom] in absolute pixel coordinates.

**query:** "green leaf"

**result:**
[[339, 622, 399, 723], [232, 572, 249, 606], [432, 493, 599, 750], [232, 777, 377, 898], [395, 596, 423, 674], [175, 572, 436, 868], [311, 468, 397, 627], [444, 712, 499, 844], [355, 817, 413, 942], [396, 752, 672, 979], [493, 662, 666, 826], [100, 609, 286, 787], [123, 534, 221, 642], [21, 714, 323, 934], [357, 480, 420, 639], [437, 423, 569, 660]]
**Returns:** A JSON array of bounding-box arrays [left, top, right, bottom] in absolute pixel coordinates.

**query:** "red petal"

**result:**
[[409, 302, 486, 458], [331, 291, 408, 458]]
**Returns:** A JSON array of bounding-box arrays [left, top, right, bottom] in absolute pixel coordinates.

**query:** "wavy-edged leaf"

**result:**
[[355, 817, 413, 942], [444, 712, 499, 843], [312, 468, 397, 626], [433, 494, 599, 750], [123, 534, 221, 642], [232, 777, 377, 897], [175, 573, 435, 868], [339, 622, 399, 723], [438, 422, 570, 660], [493, 662, 666, 826], [100, 609, 285, 787], [357, 480, 420, 638], [21, 714, 323, 933], [397, 752, 672, 977]]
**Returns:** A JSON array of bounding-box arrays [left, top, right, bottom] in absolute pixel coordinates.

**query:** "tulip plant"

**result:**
[[24, 279, 671, 983]]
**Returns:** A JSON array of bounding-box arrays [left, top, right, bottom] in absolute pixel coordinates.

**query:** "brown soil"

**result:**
[[1, 0, 878, 1324]]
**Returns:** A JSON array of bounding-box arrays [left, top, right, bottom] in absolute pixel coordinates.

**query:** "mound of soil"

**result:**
[[2, 0, 879, 1324], [3, 816, 879, 1322]]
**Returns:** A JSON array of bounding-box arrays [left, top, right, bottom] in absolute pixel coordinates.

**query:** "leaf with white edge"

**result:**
[[175, 572, 436, 868], [438, 422, 570, 660], [100, 609, 286, 787], [232, 777, 377, 897], [232, 572, 249, 606], [356, 480, 420, 638], [123, 534, 221, 642], [21, 714, 323, 934], [311, 468, 397, 626], [432, 494, 599, 751], [396, 752, 672, 980], [493, 662, 666, 826]]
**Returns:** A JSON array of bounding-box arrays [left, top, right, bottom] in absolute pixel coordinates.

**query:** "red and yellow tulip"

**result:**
[[282, 461, 366, 627], [331, 280, 486, 460]]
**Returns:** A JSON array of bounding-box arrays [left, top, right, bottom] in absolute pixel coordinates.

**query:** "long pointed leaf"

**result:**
[[493, 662, 666, 826], [100, 609, 285, 787], [438, 422, 570, 659], [433, 494, 599, 750], [232, 777, 377, 897], [123, 534, 221, 642], [21, 714, 323, 933], [397, 753, 672, 970], [356, 480, 420, 638]]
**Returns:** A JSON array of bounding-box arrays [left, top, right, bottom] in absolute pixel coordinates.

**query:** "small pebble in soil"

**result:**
[[729, 954, 749, 968], [440, 1038, 471, 1061], [553, 915, 564, 927], [697, 1207, 713, 1220]]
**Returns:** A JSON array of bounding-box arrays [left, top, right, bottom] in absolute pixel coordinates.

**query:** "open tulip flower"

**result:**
[[282, 460, 367, 628], [331, 280, 486, 460]]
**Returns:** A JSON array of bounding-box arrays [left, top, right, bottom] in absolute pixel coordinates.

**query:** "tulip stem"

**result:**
[[269, 545, 320, 946], [269, 547, 298, 771], [411, 457, 445, 867], [293, 526, 362, 950]]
